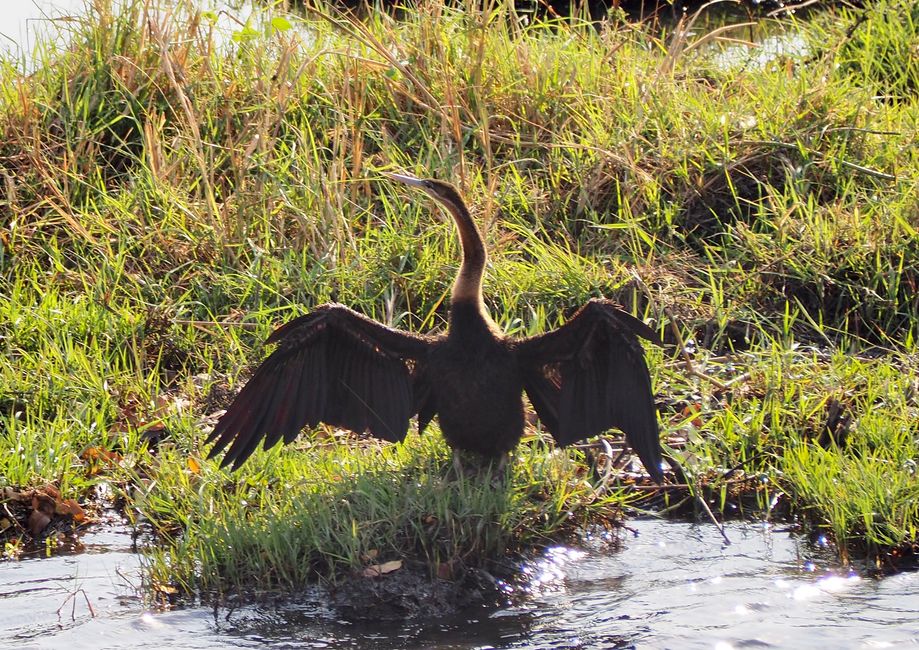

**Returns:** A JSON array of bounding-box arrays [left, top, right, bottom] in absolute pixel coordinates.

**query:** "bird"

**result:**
[[206, 172, 664, 482]]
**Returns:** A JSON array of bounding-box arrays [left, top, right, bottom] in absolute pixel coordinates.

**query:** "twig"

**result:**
[[654, 496, 693, 516], [696, 492, 732, 546], [721, 372, 751, 390], [115, 566, 139, 591], [767, 0, 823, 17], [56, 588, 96, 622], [663, 306, 730, 391], [837, 159, 896, 181], [2, 502, 28, 536]]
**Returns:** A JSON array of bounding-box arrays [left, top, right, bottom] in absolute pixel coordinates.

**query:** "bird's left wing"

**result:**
[[515, 299, 664, 482], [206, 304, 432, 469]]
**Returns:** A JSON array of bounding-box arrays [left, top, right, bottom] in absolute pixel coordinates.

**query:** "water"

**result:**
[[710, 32, 810, 71], [0, 0, 85, 58], [3, 519, 918, 649], [0, 0, 290, 66]]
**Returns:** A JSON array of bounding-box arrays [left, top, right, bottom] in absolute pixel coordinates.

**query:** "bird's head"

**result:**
[[386, 172, 466, 215]]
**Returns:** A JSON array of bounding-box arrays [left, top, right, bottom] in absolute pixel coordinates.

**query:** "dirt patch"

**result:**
[[329, 561, 507, 620]]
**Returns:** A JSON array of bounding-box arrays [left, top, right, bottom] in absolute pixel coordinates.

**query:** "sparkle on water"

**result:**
[[2, 519, 918, 650]]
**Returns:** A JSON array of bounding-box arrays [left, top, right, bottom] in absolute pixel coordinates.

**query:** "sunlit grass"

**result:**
[[0, 0, 917, 599], [137, 431, 630, 596]]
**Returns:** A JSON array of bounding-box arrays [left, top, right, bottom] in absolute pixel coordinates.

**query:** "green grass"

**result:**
[[138, 432, 630, 597], [0, 0, 917, 597]]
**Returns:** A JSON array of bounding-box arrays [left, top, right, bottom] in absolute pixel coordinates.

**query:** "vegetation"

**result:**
[[0, 0, 917, 599]]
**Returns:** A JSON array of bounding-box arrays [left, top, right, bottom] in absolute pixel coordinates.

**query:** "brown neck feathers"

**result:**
[[441, 196, 487, 307]]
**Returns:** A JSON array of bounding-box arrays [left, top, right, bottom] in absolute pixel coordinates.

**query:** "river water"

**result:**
[[0, 0, 85, 57], [2, 518, 918, 649]]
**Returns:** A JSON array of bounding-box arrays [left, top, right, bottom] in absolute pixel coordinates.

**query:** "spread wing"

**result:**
[[206, 304, 433, 469], [515, 299, 664, 482]]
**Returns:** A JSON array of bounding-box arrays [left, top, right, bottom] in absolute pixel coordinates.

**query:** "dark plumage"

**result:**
[[206, 173, 664, 482]]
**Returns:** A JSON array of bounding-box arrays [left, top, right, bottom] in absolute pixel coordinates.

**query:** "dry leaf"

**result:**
[[153, 582, 178, 595], [27, 509, 51, 537], [681, 403, 703, 428], [82, 446, 124, 476], [55, 498, 86, 523], [362, 559, 402, 578], [81, 447, 123, 463]]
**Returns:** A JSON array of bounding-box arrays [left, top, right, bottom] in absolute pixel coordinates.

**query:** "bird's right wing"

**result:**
[[206, 304, 432, 469]]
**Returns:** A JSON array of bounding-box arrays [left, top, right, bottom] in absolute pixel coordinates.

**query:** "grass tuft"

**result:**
[[136, 433, 629, 598]]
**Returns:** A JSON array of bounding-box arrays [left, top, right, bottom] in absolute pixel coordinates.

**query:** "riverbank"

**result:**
[[1, 0, 917, 605]]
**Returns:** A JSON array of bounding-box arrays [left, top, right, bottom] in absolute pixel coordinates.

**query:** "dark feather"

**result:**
[[414, 370, 436, 436], [518, 299, 664, 483], [522, 371, 559, 435], [207, 304, 431, 469]]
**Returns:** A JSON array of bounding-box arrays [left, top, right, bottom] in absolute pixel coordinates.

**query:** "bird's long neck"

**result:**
[[443, 197, 486, 308], [441, 197, 499, 335]]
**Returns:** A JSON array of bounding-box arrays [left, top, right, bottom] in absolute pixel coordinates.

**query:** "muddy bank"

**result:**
[[329, 562, 509, 620]]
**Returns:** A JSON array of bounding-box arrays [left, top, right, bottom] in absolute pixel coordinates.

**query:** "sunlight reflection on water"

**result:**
[[710, 32, 810, 70], [3, 519, 918, 650]]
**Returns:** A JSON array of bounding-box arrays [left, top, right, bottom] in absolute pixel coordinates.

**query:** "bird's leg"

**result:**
[[490, 452, 512, 487], [451, 449, 464, 478]]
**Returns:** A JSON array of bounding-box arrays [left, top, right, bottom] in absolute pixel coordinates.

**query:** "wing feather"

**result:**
[[261, 350, 305, 450], [207, 304, 433, 469], [517, 299, 664, 482], [522, 371, 559, 435], [286, 346, 317, 443], [207, 358, 275, 448]]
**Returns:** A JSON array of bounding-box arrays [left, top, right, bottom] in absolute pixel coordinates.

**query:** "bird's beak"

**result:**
[[385, 172, 426, 188]]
